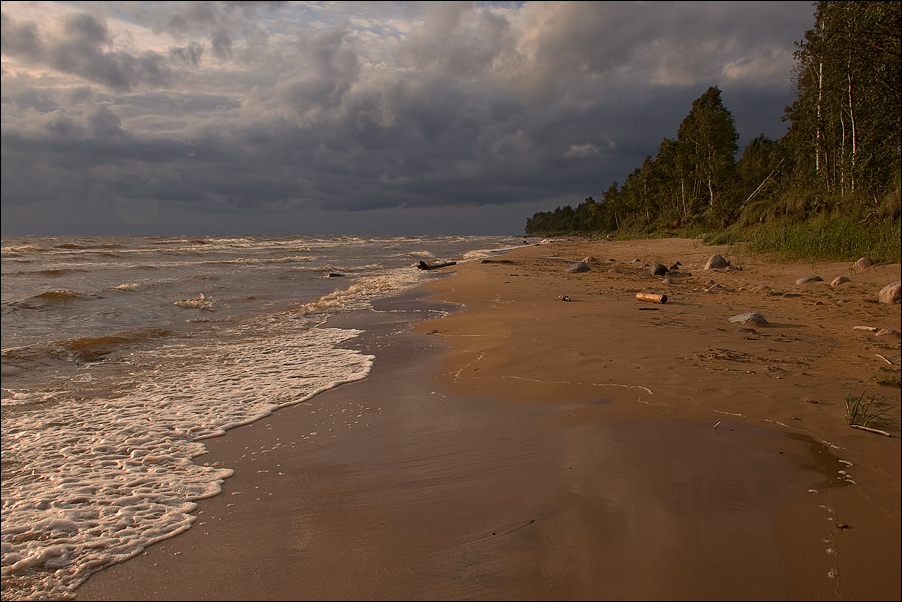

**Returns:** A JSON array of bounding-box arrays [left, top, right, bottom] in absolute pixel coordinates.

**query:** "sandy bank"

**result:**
[[75, 238, 901, 601]]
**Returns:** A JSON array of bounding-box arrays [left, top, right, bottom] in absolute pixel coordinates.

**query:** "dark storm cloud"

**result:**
[[2, 11, 179, 91], [0, 12, 43, 60], [1, 1, 818, 235], [210, 28, 233, 61], [169, 41, 204, 67]]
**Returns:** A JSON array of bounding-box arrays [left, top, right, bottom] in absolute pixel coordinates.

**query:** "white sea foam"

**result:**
[[1, 324, 373, 600], [1, 234, 518, 600], [173, 293, 214, 309]]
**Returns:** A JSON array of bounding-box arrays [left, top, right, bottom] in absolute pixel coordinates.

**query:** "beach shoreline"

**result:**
[[74, 237, 901, 601]]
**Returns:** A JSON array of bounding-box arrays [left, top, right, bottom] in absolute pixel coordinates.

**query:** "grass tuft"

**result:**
[[701, 231, 744, 246], [844, 390, 898, 429]]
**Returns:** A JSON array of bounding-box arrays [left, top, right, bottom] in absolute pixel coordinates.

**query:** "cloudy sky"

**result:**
[[1, 1, 817, 236]]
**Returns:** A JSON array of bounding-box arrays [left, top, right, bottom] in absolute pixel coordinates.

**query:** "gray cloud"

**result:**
[[1, 1, 816, 236], [0, 12, 43, 60], [210, 28, 233, 61], [169, 41, 204, 67]]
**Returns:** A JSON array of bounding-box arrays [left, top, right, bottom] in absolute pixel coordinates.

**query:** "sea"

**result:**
[[1, 234, 527, 600]]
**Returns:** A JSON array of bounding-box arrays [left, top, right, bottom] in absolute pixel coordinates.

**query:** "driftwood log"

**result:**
[[636, 292, 667, 304], [417, 260, 457, 270]]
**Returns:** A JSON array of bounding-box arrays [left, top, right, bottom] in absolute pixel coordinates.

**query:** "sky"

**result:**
[[1, 1, 818, 236]]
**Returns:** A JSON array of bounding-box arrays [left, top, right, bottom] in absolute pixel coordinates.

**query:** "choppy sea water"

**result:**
[[1, 234, 527, 600]]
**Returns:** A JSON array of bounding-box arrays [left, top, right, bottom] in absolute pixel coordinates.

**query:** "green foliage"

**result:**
[[701, 231, 744, 246], [745, 215, 901, 263], [786, 1, 901, 198], [524, 2, 901, 247], [844, 390, 898, 429]]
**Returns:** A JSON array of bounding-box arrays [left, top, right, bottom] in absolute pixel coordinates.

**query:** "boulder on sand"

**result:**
[[878, 281, 901, 304], [729, 312, 768, 325], [651, 263, 668, 277], [705, 255, 729, 270], [852, 257, 874, 271]]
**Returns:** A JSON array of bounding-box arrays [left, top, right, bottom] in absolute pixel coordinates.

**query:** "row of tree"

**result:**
[[526, 1, 901, 237]]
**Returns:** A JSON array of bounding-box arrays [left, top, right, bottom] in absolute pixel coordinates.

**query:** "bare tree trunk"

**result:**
[[817, 60, 824, 175], [681, 178, 687, 219], [847, 54, 857, 193], [840, 94, 847, 197]]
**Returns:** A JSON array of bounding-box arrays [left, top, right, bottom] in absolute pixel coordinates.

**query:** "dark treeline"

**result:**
[[526, 1, 901, 237]]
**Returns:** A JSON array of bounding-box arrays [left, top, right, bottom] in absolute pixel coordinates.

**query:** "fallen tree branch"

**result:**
[[850, 424, 892, 437], [738, 158, 784, 212]]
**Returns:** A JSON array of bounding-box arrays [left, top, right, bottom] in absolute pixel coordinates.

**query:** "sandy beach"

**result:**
[[75, 237, 901, 601]]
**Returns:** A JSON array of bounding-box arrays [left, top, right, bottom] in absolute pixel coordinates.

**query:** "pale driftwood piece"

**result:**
[[850, 424, 892, 437], [636, 292, 667, 304], [853, 325, 879, 332]]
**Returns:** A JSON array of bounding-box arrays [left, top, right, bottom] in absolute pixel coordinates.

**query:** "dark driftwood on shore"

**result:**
[[417, 260, 457, 270]]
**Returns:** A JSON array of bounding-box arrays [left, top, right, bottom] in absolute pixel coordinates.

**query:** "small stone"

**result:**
[[567, 261, 590, 273], [831, 276, 850, 286], [796, 275, 824, 284]]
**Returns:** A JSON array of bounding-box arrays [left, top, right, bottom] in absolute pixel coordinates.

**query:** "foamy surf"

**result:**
[[1, 233, 523, 600]]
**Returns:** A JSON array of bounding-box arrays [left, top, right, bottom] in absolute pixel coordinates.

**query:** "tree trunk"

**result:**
[[847, 54, 857, 193], [817, 60, 824, 175]]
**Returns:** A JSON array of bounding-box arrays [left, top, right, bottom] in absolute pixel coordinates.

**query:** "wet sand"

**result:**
[[75, 237, 901, 600]]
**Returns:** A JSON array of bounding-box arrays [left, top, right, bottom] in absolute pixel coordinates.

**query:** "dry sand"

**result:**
[[75, 237, 901, 601]]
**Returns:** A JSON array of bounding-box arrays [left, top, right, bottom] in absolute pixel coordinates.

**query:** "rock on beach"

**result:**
[[852, 257, 875, 270], [704, 255, 729, 270], [651, 263, 669, 276], [729, 312, 768, 325], [879, 281, 901, 304], [568, 261, 591, 273]]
